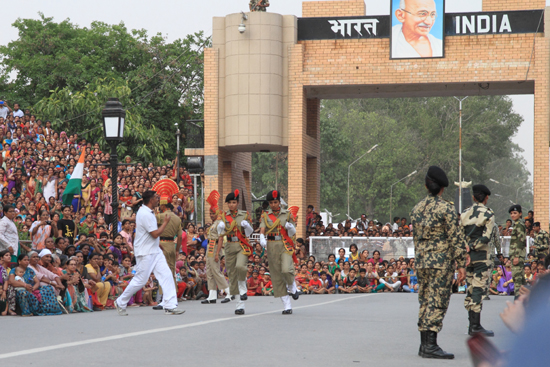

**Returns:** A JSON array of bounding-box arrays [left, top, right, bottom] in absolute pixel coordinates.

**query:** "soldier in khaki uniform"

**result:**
[[531, 222, 549, 258], [155, 197, 183, 294], [219, 190, 254, 315], [460, 184, 495, 337], [202, 191, 232, 304], [259, 190, 299, 315], [509, 204, 526, 299], [410, 166, 466, 360]]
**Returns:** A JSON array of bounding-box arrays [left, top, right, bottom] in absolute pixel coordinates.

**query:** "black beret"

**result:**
[[266, 190, 280, 202], [426, 166, 449, 187], [508, 204, 522, 213], [225, 189, 240, 203], [534, 222, 541, 227], [472, 184, 491, 196]]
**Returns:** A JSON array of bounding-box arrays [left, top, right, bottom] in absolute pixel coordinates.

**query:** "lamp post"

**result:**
[[454, 96, 468, 213], [347, 144, 378, 218], [175, 123, 181, 184], [389, 170, 418, 223], [102, 98, 126, 239]]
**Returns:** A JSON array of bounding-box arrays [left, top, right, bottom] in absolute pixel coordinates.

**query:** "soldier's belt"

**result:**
[[267, 235, 282, 241], [228, 236, 240, 242], [160, 237, 174, 241]]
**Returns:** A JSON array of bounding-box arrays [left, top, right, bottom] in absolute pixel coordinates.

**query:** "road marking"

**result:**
[[0, 294, 374, 359]]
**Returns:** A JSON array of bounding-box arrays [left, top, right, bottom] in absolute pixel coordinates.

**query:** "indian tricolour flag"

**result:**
[[62, 149, 85, 205]]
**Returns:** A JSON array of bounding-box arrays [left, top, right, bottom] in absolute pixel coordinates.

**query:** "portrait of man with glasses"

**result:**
[[391, 0, 444, 59]]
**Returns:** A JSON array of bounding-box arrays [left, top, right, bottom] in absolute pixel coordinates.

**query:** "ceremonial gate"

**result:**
[[186, 0, 550, 238]]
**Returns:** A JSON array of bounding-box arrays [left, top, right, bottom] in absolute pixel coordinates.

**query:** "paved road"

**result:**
[[0, 293, 514, 367]]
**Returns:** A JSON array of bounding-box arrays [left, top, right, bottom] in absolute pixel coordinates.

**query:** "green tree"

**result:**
[[319, 96, 532, 224], [0, 14, 209, 162]]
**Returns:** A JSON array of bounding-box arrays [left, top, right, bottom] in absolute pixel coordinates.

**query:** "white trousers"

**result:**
[[380, 279, 402, 290], [116, 250, 178, 310]]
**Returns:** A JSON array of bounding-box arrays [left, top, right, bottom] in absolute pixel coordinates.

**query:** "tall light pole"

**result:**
[[389, 170, 418, 223], [175, 123, 181, 184], [102, 98, 126, 239], [347, 144, 378, 218], [454, 96, 468, 213]]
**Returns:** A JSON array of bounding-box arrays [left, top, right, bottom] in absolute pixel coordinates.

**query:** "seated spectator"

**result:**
[[380, 264, 401, 292], [246, 270, 262, 296], [8, 254, 63, 316], [308, 271, 325, 294], [295, 264, 310, 293], [85, 252, 111, 310], [176, 266, 188, 301], [340, 268, 358, 293], [402, 263, 418, 293], [525, 265, 534, 285], [348, 244, 359, 262], [319, 271, 334, 294], [489, 271, 500, 296], [327, 254, 339, 275], [356, 268, 372, 293], [367, 250, 383, 265], [261, 272, 273, 296], [497, 265, 514, 295], [62, 257, 92, 313], [141, 273, 158, 306]]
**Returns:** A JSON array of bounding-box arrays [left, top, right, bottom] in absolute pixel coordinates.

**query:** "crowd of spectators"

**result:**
[[0, 101, 544, 317]]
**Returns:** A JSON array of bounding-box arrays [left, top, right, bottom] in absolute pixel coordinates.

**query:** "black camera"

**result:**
[[46, 221, 52, 225]]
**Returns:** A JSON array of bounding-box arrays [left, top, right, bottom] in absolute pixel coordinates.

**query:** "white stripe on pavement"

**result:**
[[0, 294, 374, 360]]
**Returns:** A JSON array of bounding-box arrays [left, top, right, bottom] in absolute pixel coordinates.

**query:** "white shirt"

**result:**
[[0, 106, 9, 119], [0, 216, 19, 254], [12, 109, 24, 118], [391, 24, 443, 59], [134, 205, 160, 257]]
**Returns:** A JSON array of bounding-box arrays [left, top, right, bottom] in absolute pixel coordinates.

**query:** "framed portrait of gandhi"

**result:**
[[390, 0, 445, 60]]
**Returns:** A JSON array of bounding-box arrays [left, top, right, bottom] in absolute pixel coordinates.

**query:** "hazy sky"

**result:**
[[0, 0, 540, 177]]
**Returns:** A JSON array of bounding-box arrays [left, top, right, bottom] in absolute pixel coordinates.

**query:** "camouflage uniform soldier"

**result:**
[[249, 0, 270, 12], [219, 190, 254, 315], [259, 190, 299, 314], [531, 222, 549, 258], [508, 204, 526, 299], [410, 166, 466, 360], [461, 184, 495, 337], [484, 225, 500, 299]]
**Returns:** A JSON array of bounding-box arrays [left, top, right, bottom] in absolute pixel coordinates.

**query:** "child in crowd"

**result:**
[[308, 271, 325, 294], [319, 271, 334, 294], [142, 274, 158, 306], [356, 268, 372, 293], [262, 272, 273, 296]]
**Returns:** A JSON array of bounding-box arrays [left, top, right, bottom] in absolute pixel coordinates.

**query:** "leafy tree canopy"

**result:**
[[0, 13, 210, 164]]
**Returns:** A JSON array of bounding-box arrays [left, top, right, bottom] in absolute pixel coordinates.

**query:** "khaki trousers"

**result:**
[[206, 253, 229, 291], [225, 241, 248, 296], [160, 240, 177, 292], [267, 241, 295, 298]]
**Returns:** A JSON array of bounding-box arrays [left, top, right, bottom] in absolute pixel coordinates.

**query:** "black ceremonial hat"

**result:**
[[225, 189, 240, 203], [508, 204, 522, 213], [426, 166, 449, 187], [472, 184, 491, 196], [266, 190, 280, 202]]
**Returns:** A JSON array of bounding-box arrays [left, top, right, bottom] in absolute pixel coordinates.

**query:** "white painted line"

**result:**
[[0, 294, 374, 360]]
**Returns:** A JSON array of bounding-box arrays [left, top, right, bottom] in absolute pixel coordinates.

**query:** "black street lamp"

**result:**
[[102, 98, 126, 239]]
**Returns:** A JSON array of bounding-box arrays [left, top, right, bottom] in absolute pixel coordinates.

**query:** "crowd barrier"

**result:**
[[309, 236, 531, 262]]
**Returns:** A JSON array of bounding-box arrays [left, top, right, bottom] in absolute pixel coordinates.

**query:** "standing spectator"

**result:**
[[57, 206, 77, 245], [0, 206, 19, 263], [11, 103, 24, 118], [0, 101, 12, 119], [30, 211, 59, 250], [305, 205, 315, 227]]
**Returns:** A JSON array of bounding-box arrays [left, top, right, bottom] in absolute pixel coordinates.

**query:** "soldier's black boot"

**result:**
[[418, 331, 427, 356], [468, 310, 494, 337], [421, 331, 454, 359]]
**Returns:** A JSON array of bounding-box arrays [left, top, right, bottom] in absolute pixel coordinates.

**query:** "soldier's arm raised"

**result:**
[[446, 208, 467, 269]]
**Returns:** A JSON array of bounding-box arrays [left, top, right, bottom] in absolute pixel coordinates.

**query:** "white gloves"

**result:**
[[217, 221, 226, 235], [285, 222, 296, 236], [241, 220, 253, 237], [260, 234, 267, 248]]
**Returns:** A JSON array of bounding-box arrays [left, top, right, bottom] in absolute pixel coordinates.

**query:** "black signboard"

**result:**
[[297, 10, 544, 41], [445, 10, 544, 35]]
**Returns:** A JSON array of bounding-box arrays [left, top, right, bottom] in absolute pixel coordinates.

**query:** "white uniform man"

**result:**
[[391, 0, 442, 59], [115, 190, 185, 316]]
